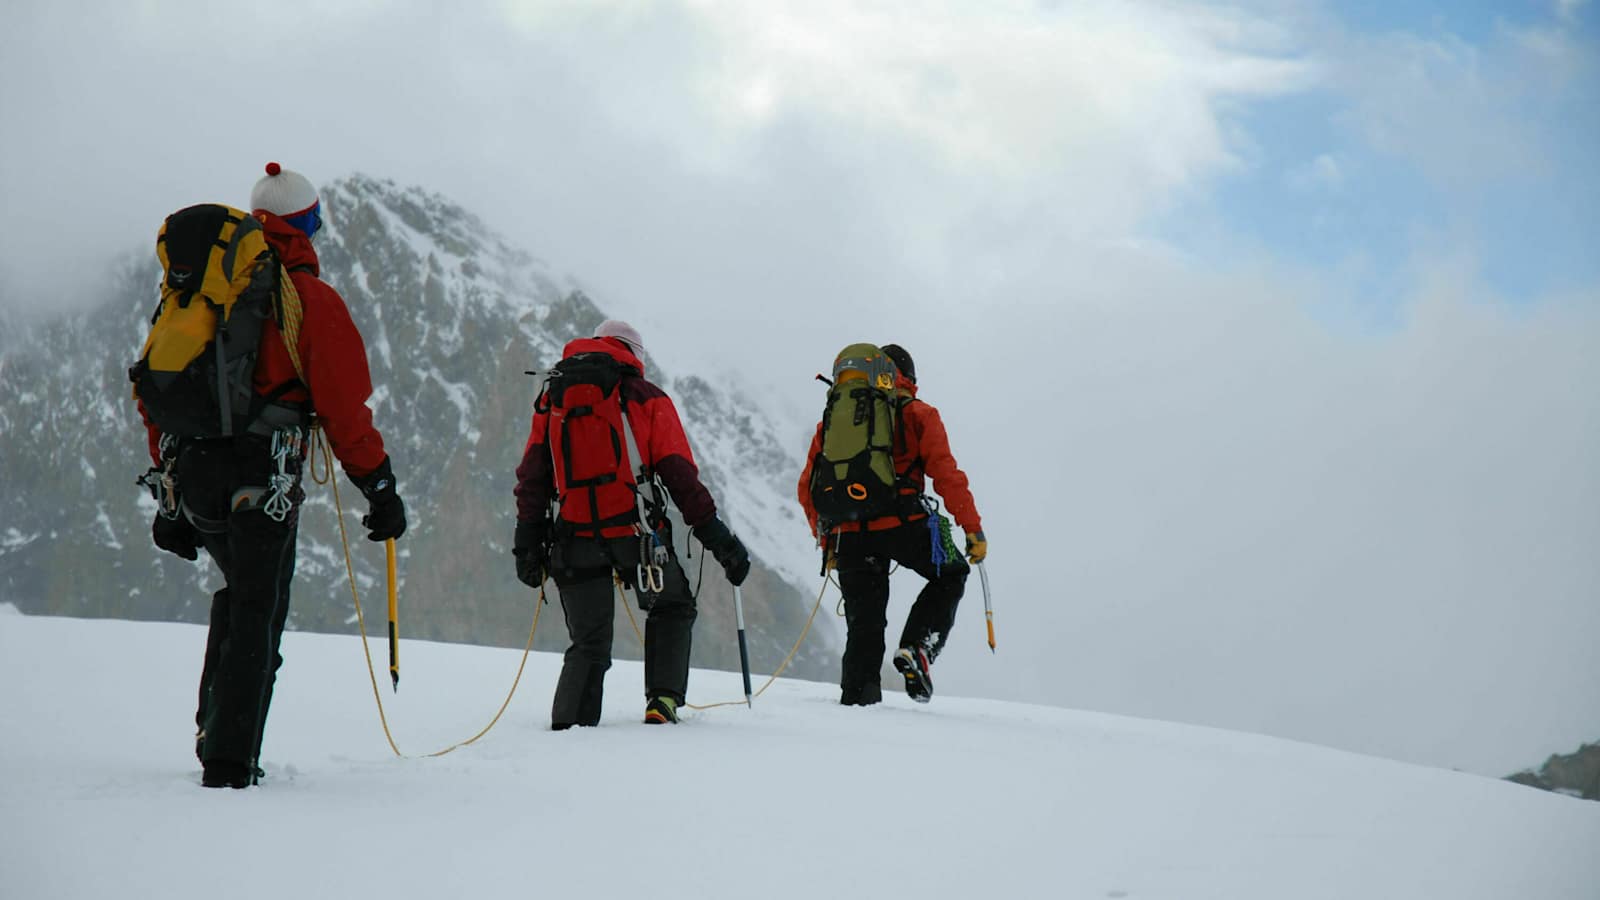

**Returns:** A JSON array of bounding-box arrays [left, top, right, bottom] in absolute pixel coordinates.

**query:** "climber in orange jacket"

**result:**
[[797, 343, 985, 705]]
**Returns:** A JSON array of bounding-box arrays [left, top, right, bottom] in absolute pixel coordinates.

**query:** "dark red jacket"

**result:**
[[514, 337, 717, 535], [797, 374, 982, 538], [139, 212, 387, 478]]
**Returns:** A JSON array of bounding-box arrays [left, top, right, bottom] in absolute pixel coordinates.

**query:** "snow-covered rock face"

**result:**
[[0, 175, 837, 680]]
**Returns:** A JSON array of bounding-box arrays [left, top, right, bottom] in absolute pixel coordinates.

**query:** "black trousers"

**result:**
[[548, 535, 697, 727], [179, 437, 299, 769], [834, 516, 968, 701]]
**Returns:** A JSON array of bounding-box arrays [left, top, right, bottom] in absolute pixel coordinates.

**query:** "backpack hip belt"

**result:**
[[246, 399, 311, 438]]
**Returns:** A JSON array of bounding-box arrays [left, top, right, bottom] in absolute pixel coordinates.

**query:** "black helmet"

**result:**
[[881, 343, 915, 384]]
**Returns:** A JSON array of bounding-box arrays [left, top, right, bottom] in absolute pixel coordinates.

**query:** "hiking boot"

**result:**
[[893, 647, 933, 703], [643, 696, 679, 724], [201, 759, 254, 789], [840, 681, 883, 706]]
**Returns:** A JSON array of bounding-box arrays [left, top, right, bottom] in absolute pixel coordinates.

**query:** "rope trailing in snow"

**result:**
[[317, 431, 544, 759], [615, 569, 830, 711]]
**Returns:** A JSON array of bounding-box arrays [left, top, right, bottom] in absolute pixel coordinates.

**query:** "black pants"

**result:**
[[834, 516, 968, 703], [179, 437, 300, 769], [548, 535, 696, 727]]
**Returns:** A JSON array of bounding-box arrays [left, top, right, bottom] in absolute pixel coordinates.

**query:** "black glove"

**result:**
[[152, 514, 199, 561], [513, 519, 551, 589], [352, 456, 406, 542], [695, 516, 751, 586]]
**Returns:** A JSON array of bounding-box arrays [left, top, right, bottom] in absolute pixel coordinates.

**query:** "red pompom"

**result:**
[[265, 162, 282, 176]]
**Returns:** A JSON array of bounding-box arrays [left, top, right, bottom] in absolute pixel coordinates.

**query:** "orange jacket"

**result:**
[[797, 375, 982, 538], [139, 212, 387, 479]]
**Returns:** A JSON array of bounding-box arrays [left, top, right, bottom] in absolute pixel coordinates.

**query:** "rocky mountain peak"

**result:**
[[0, 177, 837, 681]]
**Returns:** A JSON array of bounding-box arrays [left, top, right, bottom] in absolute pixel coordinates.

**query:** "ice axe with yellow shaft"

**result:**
[[386, 538, 399, 690]]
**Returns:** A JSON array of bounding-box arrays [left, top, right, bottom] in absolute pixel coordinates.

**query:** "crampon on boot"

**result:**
[[892, 647, 933, 703], [644, 696, 680, 724]]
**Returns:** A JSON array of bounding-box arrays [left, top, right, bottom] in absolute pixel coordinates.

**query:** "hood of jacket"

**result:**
[[562, 335, 646, 375], [254, 211, 321, 277]]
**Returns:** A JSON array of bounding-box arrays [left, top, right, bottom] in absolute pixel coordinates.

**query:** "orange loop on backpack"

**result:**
[[847, 483, 868, 500]]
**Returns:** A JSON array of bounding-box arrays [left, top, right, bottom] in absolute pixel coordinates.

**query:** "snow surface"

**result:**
[[2, 612, 1596, 900]]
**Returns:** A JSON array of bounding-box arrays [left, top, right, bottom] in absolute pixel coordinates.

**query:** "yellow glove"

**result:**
[[965, 530, 987, 563]]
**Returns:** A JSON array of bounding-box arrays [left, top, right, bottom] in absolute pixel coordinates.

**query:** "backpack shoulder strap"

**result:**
[[618, 383, 668, 529]]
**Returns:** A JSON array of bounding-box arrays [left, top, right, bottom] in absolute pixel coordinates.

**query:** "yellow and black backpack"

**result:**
[[129, 204, 305, 438]]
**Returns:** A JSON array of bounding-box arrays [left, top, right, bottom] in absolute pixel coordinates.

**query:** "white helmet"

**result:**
[[595, 319, 644, 356]]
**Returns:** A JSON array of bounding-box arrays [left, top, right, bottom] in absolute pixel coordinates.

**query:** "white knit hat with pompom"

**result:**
[[250, 162, 319, 217]]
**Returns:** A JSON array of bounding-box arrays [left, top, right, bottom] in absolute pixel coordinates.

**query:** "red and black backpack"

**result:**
[[536, 351, 654, 538]]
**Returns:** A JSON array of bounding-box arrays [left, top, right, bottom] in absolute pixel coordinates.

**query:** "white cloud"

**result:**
[[925, 242, 1600, 776], [1317, 15, 1595, 190]]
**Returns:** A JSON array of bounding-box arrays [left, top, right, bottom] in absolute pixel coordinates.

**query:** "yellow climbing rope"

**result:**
[[313, 428, 831, 739], [314, 431, 543, 758]]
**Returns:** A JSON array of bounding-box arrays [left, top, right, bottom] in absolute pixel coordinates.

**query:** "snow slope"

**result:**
[[2, 608, 1595, 900]]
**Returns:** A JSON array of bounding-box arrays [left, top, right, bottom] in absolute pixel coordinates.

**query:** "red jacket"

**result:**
[[514, 337, 717, 535], [140, 212, 387, 478], [797, 375, 982, 538]]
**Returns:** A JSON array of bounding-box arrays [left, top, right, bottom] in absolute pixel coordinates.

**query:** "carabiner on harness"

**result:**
[[637, 526, 668, 595], [261, 427, 305, 524], [137, 433, 182, 520]]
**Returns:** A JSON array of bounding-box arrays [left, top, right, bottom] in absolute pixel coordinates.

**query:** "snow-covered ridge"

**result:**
[[324, 174, 568, 320], [3, 613, 1596, 900]]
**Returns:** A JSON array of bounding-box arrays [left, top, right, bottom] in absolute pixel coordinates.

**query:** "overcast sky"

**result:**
[[3, 0, 1596, 776]]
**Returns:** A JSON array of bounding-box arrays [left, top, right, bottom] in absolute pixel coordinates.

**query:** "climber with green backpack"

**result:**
[[798, 343, 986, 706], [130, 163, 407, 789]]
